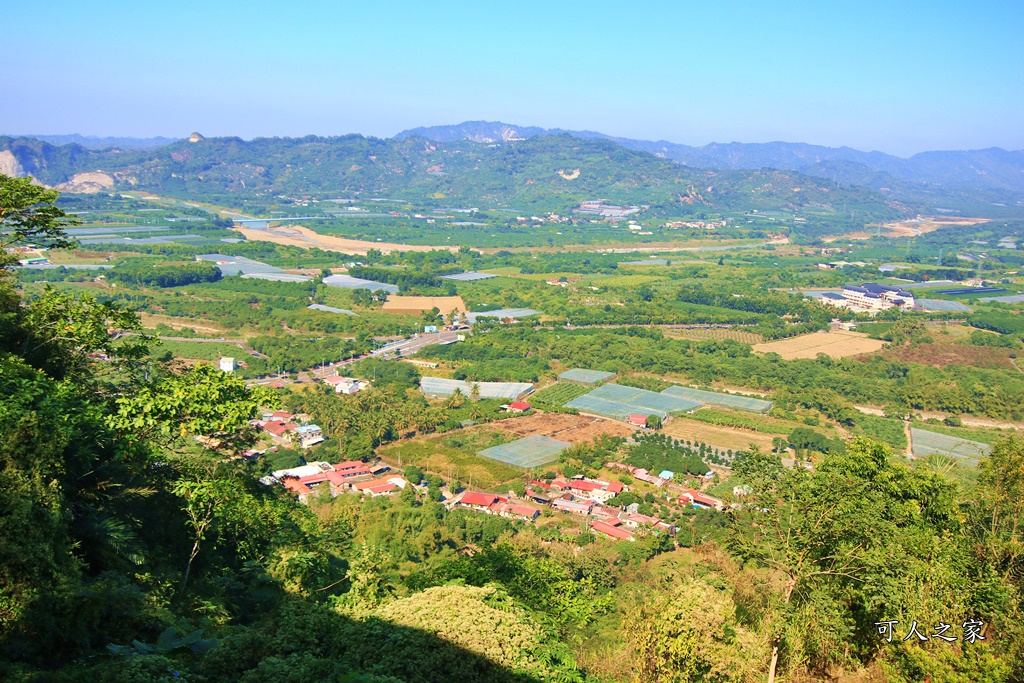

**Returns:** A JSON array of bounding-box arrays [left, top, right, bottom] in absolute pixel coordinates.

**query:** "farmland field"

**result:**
[[753, 330, 885, 360], [378, 430, 524, 488], [662, 418, 777, 452], [880, 342, 1017, 369], [529, 382, 594, 405], [477, 411, 634, 444], [667, 328, 764, 344], [685, 407, 800, 435]]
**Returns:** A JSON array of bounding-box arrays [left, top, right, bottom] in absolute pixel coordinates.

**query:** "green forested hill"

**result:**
[[0, 133, 909, 219]]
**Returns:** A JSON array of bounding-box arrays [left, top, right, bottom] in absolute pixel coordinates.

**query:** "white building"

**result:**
[[294, 424, 325, 448], [819, 283, 915, 314], [219, 357, 237, 372], [321, 375, 368, 395]]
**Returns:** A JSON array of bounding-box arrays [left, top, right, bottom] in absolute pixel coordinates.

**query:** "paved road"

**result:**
[[371, 331, 461, 358], [246, 331, 462, 387]]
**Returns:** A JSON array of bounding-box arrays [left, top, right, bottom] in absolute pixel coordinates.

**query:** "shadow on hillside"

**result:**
[[5, 591, 549, 682], [187, 594, 551, 682]]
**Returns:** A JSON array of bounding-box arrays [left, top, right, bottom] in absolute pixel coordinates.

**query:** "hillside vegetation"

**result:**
[[0, 134, 908, 221]]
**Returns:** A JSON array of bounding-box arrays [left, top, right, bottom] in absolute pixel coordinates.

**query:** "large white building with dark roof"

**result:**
[[820, 283, 915, 313]]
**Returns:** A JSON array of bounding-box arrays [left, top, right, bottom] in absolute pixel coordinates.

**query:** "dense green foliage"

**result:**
[[108, 260, 222, 288], [969, 312, 1024, 336], [624, 433, 710, 476]]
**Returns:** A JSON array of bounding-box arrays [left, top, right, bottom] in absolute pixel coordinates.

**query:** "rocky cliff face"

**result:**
[[54, 171, 115, 193], [0, 149, 25, 177]]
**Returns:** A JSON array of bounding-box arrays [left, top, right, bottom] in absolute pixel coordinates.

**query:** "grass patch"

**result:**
[[852, 415, 907, 451], [378, 429, 524, 490], [684, 407, 794, 435], [530, 382, 593, 406]]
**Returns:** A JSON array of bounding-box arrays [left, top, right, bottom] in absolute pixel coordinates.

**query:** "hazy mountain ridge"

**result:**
[[23, 133, 180, 150], [0, 133, 907, 221], [395, 121, 1024, 195]]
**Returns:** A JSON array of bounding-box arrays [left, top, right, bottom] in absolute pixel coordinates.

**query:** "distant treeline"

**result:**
[[900, 267, 973, 282], [968, 312, 1024, 336], [109, 261, 222, 288], [347, 266, 445, 291]]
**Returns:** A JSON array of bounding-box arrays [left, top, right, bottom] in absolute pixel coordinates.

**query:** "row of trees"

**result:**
[[108, 260, 222, 288]]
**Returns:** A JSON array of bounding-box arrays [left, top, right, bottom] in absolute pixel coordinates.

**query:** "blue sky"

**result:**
[[3, 0, 1022, 156]]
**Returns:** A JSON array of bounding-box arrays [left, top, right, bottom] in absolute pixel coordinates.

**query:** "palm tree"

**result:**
[[445, 387, 465, 409]]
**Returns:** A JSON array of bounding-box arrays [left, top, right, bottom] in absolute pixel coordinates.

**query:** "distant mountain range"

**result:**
[[0, 133, 907, 228], [8, 124, 1023, 199], [19, 134, 180, 150], [2, 122, 1022, 228], [396, 121, 1024, 196]]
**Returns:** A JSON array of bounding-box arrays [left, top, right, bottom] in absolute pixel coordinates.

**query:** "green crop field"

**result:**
[[530, 382, 594, 406]]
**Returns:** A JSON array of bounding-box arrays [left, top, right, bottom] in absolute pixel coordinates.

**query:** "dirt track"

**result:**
[[233, 224, 458, 255]]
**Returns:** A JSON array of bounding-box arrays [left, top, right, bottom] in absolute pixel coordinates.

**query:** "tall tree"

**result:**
[[0, 174, 78, 265]]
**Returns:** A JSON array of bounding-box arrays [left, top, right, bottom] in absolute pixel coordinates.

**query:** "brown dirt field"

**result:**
[[822, 232, 873, 243], [875, 342, 1016, 369], [662, 420, 776, 452], [823, 216, 988, 243], [233, 224, 458, 255], [479, 412, 634, 444], [381, 295, 467, 315], [753, 330, 885, 360], [884, 216, 988, 238]]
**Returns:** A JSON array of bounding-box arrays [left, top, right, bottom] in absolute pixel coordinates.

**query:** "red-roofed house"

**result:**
[[679, 489, 724, 510], [591, 520, 634, 541], [262, 421, 288, 436], [623, 512, 662, 529], [590, 506, 620, 520], [282, 478, 313, 503], [272, 411, 294, 421], [458, 491, 500, 510], [567, 479, 616, 503], [606, 481, 624, 494], [262, 420, 293, 444], [507, 401, 532, 413], [488, 502, 541, 521], [352, 476, 407, 497], [331, 461, 374, 479], [627, 414, 649, 427]]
